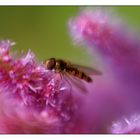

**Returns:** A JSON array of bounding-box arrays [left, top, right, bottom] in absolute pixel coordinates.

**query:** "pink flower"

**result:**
[[1, 8, 140, 134], [69, 8, 140, 133], [110, 114, 140, 134], [0, 40, 76, 133]]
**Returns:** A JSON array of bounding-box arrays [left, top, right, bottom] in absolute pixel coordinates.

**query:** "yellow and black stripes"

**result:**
[[66, 67, 92, 82], [44, 58, 93, 83]]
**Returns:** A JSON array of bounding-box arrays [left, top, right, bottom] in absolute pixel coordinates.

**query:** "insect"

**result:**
[[43, 58, 101, 93]]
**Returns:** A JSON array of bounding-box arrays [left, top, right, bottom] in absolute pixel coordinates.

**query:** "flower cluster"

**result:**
[[0, 40, 75, 133], [69, 8, 140, 134], [1, 8, 140, 134], [110, 114, 140, 134]]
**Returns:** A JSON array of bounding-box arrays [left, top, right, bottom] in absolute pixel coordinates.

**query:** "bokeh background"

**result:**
[[0, 6, 140, 65]]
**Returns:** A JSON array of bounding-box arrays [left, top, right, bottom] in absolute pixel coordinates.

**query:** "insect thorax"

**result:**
[[55, 59, 67, 72]]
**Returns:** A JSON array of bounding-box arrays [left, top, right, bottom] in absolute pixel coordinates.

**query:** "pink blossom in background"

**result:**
[[69, 8, 140, 133], [110, 114, 140, 134]]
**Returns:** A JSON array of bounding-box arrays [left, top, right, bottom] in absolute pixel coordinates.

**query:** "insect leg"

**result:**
[[57, 72, 72, 95]]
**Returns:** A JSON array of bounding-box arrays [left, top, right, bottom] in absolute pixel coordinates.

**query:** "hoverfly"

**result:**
[[43, 58, 101, 93]]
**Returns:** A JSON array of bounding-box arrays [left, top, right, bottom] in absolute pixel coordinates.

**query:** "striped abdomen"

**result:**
[[66, 67, 92, 82]]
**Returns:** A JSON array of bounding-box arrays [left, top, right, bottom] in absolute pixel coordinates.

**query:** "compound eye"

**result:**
[[44, 58, 56, 70]]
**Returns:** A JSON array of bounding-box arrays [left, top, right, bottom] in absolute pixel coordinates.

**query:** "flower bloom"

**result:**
[[1, 8, 140, 134], [0, 40, 76, 133], [69, 8, 140, 133], [110, 114, 140, 134]]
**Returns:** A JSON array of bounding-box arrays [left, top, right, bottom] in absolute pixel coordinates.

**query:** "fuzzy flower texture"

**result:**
[[1, 9, 140, 134]]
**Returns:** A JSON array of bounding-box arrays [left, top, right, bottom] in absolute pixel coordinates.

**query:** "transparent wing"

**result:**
[[72, 64, 102, 75], [52, 72, 90, 94], [63, 72, 89, 94]]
